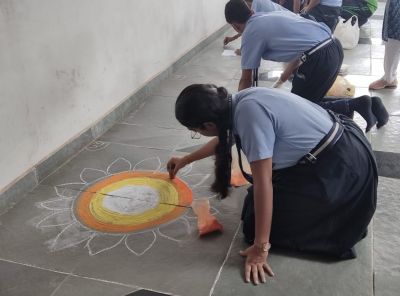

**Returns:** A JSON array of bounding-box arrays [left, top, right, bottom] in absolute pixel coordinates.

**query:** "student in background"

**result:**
[[223, 0, 285, 47], [225, 0, 388, 131], [302, 0, 342, 31], [369, 0, 400, 90], [341, 0, 377, 27], [278, 0, 302, 13]]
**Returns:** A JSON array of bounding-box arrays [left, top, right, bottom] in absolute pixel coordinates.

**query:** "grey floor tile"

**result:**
[[374, 273, 400, 296], [374, 151, 400, 179], [346, 75, 379, 88], [0, 168, 37, 214], [370, 37, 384, 45], [359, 26, 371, 39], [371, 116, 400, 153], [370, 15, 384, 21], [211, 231, 372, 296], [353, 87, 371, 97], [187, 46, 242, 70], [373, 5, 385, 18], [343, 57, 371, 75], [68, 189, 246, 296], [343, 44, 371, 59], [149, 73, 229, 98], [148, 76, 203, 98], [0, 259, 66, 296], [369, 19, 384, 30], [371, 44, 385, 59], [370, 27, 382, 38], [173, 63, 239, 82], [374, 178, 400, 275], [122, 95, 182, 129], [52, 276, 137, 296], [369, 88, 400, 114], [358, 38, 372, 45], [0, 185, 88, 273], [371, 58, 385, 76], [98, 123, 194, 151]]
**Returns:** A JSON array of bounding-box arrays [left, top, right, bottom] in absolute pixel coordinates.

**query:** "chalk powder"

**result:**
[[102, 185, 160, 215]]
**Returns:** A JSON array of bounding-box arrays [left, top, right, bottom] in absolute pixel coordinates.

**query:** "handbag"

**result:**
[[333, 16, 360, 50]]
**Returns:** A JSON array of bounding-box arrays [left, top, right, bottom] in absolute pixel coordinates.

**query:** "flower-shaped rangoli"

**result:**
[[33, 156, 218, 256]]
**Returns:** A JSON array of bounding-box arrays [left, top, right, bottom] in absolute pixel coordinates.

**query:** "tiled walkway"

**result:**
[[1, 2, 400, 296]]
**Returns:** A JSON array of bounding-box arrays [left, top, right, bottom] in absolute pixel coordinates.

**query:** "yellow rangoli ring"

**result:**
[[74, 171, 192, 233]]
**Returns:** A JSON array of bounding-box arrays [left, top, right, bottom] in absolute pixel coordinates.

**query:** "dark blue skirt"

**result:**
[[241, 115, 378, 259], [383, 0, 400, 41]]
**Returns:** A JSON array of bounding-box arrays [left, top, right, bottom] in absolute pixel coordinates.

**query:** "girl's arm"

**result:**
[[251, 158, 273, 250], [240, 158, 274, 284], [273, 59, 301, 88], [293, 0, 301, 13], [167, 137, 219, 178]]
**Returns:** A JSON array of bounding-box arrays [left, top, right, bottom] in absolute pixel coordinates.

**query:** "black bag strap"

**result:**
[[234, 135, 253, 184], [252, 68, 258, 87]]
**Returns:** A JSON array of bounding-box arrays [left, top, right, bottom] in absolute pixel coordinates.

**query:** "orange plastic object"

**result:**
[[230, 169, 249, 187], [192, 200, 223, 236], [230, 146, 250, 187]]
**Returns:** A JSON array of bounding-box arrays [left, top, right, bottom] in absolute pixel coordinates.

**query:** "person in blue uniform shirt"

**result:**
[[167, 84, 377, 285], [223, 0, 285, 47], [302, 0, 343, 31], [225, 0, 388, 132]]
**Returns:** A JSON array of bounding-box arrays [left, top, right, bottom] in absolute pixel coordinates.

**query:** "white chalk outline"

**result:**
[[85, 141, 111, 151], [86, 233, 126, 256], [34, 156, 212, 257], [208, 222, 242, 296], [80, 168, 107, 184]]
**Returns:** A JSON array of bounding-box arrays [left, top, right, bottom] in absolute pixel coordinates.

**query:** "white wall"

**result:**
[[0, 0, 227, 191]]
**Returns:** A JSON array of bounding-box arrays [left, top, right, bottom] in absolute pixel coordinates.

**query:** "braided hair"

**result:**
[[175, 84, 232, 199]]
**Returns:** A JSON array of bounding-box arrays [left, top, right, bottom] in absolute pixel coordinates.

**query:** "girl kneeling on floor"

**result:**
[[167, 84, 377, 285]]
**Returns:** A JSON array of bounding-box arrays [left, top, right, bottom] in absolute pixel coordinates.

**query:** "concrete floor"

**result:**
[[1, 2, 400, 296]]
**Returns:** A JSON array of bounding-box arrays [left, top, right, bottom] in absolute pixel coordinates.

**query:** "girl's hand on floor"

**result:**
[[239, 245, 274, 285]]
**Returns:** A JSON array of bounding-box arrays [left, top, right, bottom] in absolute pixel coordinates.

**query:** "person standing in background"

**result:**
[[369, 0, 400, 90], [278, 0, 302, 13], [341, 0, 377, 27], [302, 0, 343, 31]]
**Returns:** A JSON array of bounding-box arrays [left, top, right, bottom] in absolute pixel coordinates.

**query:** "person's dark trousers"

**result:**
[[241, 113, 378, 260], [291, 38, 343, 102], [308, 4, 342, 31], [319, 97, 354, 118], [291, 38, 360, 117], [341, 0, 373, 27], [281, 0, 294, 11]]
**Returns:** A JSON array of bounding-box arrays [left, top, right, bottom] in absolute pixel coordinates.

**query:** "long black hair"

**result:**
[[175, 84, 232, 199], [225, 0, 253, 24]]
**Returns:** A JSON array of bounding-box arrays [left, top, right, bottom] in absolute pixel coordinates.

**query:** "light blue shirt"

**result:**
[[251, 0, 286, 13], [232, 87, 333, 169], [241, 11, 331, 67], [320, 0, 342, 7]]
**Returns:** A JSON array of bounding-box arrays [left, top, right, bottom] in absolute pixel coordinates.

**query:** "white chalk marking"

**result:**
[[209, 222, 242, 296], [125, 230, 156, 256]]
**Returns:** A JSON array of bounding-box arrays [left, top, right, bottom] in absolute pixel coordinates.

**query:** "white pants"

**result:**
[[383, 38, 400, 82]]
